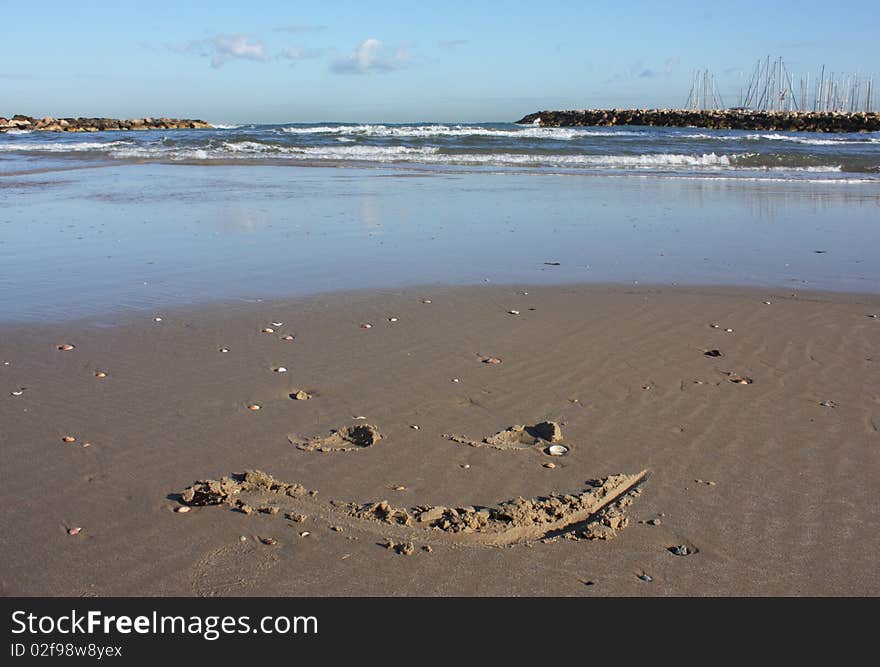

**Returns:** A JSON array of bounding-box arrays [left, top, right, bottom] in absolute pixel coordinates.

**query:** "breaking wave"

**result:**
[[279, 123, 648, 140], [1, 121, 875, 179], [0, 139, 134, 152], [680, 132, 880, 146]]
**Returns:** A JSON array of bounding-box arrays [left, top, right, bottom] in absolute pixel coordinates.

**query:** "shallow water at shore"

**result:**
[[1, 162, 879, 321]]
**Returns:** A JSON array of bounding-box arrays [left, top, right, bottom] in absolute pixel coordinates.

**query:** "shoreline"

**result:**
[[2, 280, 879, 329], [2, 282, 878, 596], [517, 109, 880, 133]]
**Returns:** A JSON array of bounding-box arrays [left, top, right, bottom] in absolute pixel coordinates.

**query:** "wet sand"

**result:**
[[1, 283, 879, 596]]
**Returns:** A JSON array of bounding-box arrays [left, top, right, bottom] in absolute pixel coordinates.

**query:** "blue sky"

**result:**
[[3, 0, 877, 123]]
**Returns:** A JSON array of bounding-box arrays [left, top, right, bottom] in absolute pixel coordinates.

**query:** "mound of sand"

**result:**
[[290, 424, 382, 452], [445, 420, 563, 451]]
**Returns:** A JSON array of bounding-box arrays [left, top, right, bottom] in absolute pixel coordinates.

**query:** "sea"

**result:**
[[1, 122, 879, 321], [1, 122, 879, 179]]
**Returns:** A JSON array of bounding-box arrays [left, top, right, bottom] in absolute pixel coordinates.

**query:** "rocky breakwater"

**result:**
[[0, 114, 212, 133], [516, 109, 880, 133]]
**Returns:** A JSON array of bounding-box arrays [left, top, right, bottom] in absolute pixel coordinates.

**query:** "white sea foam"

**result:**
[[745, 133, 876, 146], [680, 131, 880, 146], [111, 143, 440, 161], [763, 165, 843, 172], [0, 140, 133, 152], [3, 129, 33, 135], [209, 124, 241, 130], [1, 136, 859, 177], [108, 144, 855, 174], [667, 174, 871, 184], [279, 124, 647, 140], [106, 144, 747, 169]]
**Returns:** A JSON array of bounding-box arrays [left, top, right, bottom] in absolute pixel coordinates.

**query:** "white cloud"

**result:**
[[331, 38, 409, 74], [176, 33, 268, 68], [279, 46, 323, 64]]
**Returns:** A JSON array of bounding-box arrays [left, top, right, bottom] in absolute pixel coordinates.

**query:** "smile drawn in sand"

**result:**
[[177, 468, 648, 548]]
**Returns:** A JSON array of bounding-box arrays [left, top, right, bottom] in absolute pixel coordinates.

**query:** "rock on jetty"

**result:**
[[516, 109, 880, 133], [0, 115, 212, 133]]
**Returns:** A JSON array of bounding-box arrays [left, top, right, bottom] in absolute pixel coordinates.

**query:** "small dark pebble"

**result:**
[[668, 545, 693, 556], [637, 573, 653, 582], [703, 349, 723, 357], [543, 262, 561, 266]]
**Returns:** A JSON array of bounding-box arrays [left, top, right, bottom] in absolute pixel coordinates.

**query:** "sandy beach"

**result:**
[[2, 283, 878, 596]]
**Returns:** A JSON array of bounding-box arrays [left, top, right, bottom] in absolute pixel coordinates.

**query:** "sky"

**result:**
[[2, 0, 878, 123]]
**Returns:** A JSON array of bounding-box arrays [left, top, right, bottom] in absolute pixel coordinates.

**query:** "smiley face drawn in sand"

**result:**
[[177, 468, 648, 549]]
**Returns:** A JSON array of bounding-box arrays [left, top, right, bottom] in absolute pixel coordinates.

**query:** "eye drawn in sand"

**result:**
[[444, 420, 564, 453], [177, 468, 648, 548], [289, 424, 381, 452]]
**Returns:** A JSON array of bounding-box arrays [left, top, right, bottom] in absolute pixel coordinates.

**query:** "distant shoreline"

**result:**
[[516, 109, 880, 133], [0, 115, 212, 133]]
